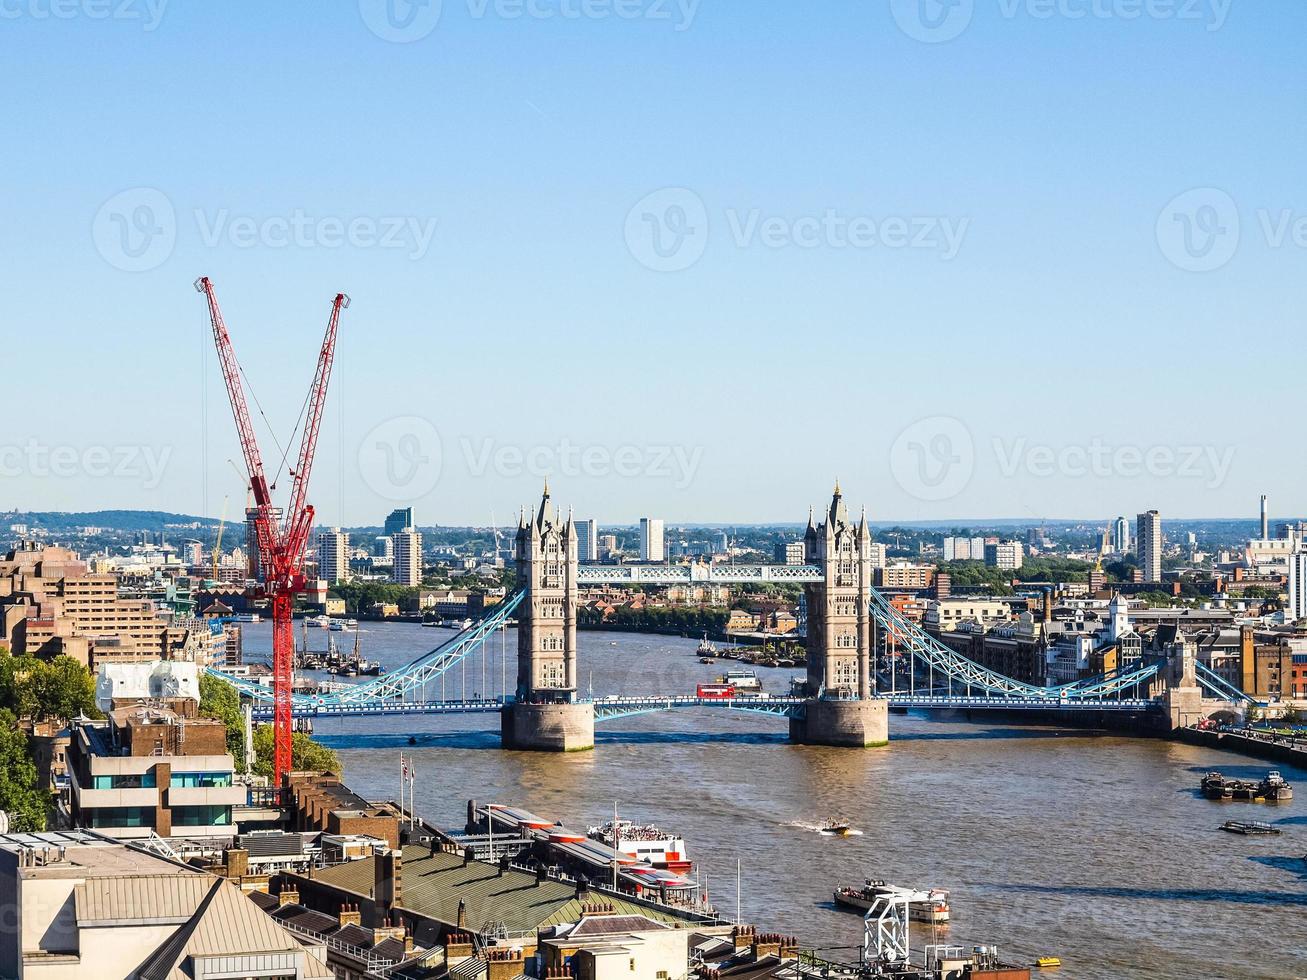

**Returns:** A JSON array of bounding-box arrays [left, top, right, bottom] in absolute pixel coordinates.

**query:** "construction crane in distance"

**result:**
[[195, 276, 350, 787]]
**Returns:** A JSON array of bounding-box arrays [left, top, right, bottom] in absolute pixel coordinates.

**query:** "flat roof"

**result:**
[[0, 832, 197, 879]]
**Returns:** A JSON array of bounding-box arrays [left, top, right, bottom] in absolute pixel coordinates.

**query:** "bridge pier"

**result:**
[[501, 701, 595, 752], [790, 698, 888, 747]]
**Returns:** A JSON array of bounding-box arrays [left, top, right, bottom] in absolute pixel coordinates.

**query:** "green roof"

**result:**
[[309, 846, 690, 936]]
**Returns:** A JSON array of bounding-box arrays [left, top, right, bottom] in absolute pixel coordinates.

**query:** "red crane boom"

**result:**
[[195, 277, 349, 787]]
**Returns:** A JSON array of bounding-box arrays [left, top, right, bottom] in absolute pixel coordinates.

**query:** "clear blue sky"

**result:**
[[2, 0, 1302, 527]]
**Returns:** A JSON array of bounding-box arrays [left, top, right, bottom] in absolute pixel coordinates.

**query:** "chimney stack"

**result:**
[[1261, 494, 1269, 540]]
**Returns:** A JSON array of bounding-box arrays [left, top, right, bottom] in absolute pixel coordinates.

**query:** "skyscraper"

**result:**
[[1288, 552, 1307, 621], [576, 519, 598, 562], [1112, 516, 1131, 553], [1136, 510, 1162, 583], [316, 528, 350, 585], [392, 527, 423, 586], [640, 518, 665, 562], [384, 508, 414, 538]]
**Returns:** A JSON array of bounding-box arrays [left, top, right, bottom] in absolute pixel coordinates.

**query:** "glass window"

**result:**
[[172, 805, 232, 827], [170, 772, 233, 788]]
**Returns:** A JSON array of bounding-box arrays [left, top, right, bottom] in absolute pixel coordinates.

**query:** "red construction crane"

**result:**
[[195, 277, 349, 787]]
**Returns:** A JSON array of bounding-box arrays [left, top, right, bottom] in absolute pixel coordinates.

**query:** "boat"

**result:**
[[234, 613, 261, 623], [697, 633, 718, 656], [834, 880, 951, 924], [1221, 820, 1281, 836], [345, 618, 359, 628], [699, 657, 716, 665], [1259, 771, 1294, 802], [305, 615, 330, 628], [587, 819, 693, 873], [720, 669, 762, 692], [329, 619, 347, 631], [820, 818, 856, 836], [1201, 772, 1233, 800], [424, 618, 444, 628], [1035, 956, 1062, 969]]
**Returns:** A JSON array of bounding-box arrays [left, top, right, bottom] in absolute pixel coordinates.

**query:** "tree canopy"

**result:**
[[0, 708, 49, 832], [198, 673, 247, 773], [0, 654, 98, 724], [250, 725, 341, 780]]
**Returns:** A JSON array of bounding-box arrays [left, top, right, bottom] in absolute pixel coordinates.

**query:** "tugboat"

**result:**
[[1259, 771, 1294, 802], [834, 879, 951, 924]]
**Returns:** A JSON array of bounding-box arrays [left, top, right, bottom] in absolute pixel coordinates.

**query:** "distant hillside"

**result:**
[[1, 510, 217, 532]]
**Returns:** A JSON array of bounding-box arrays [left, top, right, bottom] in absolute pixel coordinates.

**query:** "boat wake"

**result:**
[[786, 820, 864, 836]]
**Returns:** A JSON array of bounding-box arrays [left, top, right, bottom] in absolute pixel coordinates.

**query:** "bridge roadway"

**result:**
[[575, 563, 822, 585], [251, 691, 1163, 722]]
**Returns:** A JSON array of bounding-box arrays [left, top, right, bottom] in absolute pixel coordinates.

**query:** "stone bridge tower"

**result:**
[[500, 483, 594, 752], [789, 483, 888, 747]]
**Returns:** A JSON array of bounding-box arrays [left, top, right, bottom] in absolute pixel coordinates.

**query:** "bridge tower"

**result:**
[[500, 483, 595, 751], [788, 483, 888, 747]]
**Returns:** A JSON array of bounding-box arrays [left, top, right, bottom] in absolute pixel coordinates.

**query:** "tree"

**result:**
[[250, 725, 340, 780], [199, 673, 247, 773], [33, 656, 98, 723], [0, 709, 49, 832]]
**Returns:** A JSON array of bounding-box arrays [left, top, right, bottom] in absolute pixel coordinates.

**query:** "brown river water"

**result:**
[[241, 622, 1307, 980]]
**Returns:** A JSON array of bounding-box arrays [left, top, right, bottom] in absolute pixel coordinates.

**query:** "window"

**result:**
[[172, 805, 232, 827], [85, 807, 153, 828], [92, 773, 155, 789], [170, 772, 233, 788]]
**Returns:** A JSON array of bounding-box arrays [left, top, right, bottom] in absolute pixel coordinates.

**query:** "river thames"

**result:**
[[242, 621, 1307, 980]]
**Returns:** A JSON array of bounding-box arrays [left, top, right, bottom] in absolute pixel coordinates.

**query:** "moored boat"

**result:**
[[834, 879, 951, 924], [1259, 771, 1294, 802]]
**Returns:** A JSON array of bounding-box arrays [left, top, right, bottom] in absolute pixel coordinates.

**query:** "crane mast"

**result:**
[[195, 277, 349, 787]]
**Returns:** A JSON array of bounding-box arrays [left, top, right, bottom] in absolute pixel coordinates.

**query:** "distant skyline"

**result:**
[[3, 3, 1303, 524]]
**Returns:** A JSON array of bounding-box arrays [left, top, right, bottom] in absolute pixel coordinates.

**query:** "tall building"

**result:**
[[1112, 515, 1131, 553], [1289, 552, 1307, 622], [984, 540, 1024, 571], [640, 518, 665, 562], [316, 527, 350, 585], [384, 507, 414, 538], [244, 506, 282, 580], [392, 527, 423, 586], [576, 519, 598, 562], [774, 540, 806, 565], [1137, 510, 1162, 583]]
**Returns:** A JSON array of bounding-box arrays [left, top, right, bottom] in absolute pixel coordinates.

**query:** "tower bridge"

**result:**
[[219, 484, 1257, 748]]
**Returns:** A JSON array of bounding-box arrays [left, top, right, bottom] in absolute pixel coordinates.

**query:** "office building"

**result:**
[[392, 527, 423, 586], [1112, 515, 1131, 553], [68, 705, 243, 840], [984, 540, 1024, 571], [1137, 510, 1162, 583], [1289, 552, 1307, 622], [640, 518, 665, 562], [383, 507, 413, 538], [576, 519, 598, 562], [774, 540, 805, 565], [316, 527, 350, 585], [373, 535, 394, 559]]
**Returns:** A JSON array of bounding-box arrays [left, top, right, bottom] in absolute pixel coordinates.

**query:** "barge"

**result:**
[[835, 879, 951, 924]]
